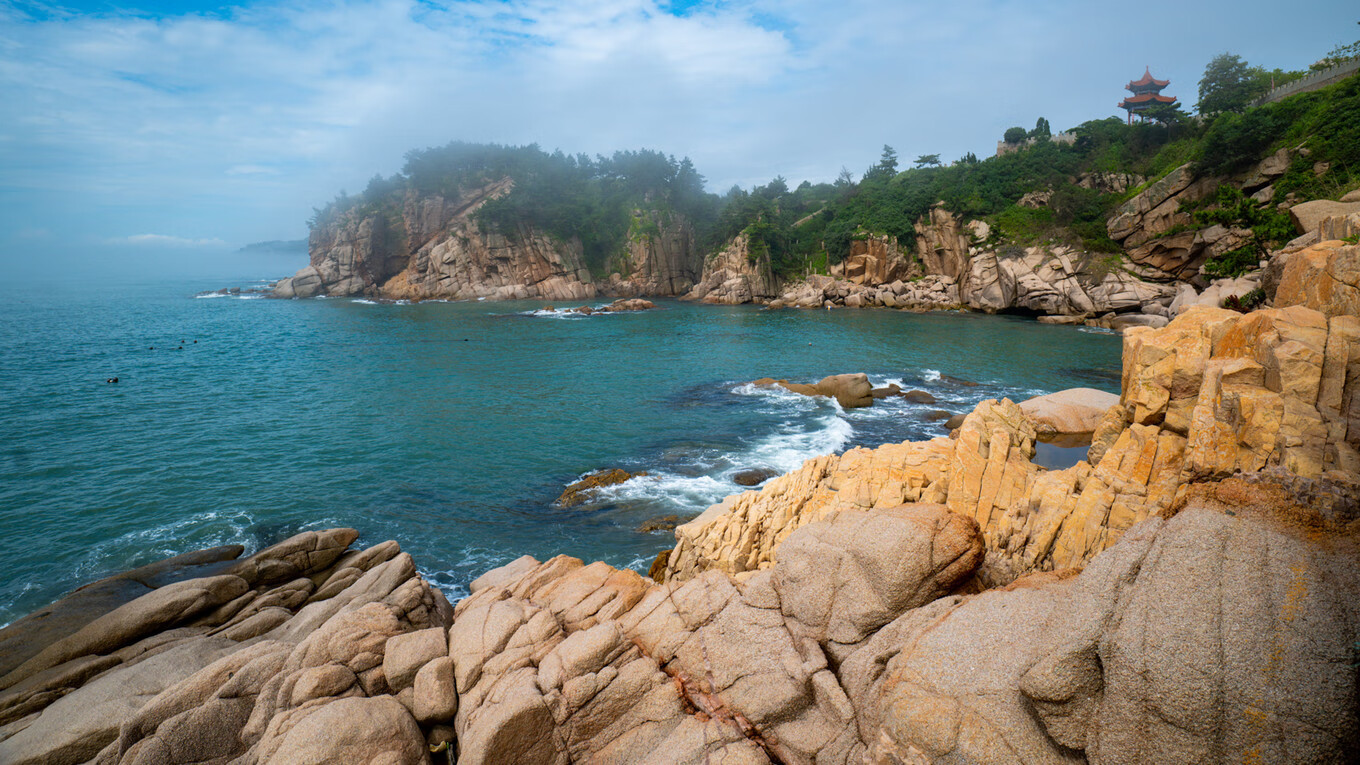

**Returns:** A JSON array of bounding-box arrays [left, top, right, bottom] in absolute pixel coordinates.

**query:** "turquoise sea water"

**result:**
[[0, 276, 1123, 625]]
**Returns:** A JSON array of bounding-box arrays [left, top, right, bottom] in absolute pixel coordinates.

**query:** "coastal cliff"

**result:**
[[681, 233, 781, 304], [5, 231, 1357, 764], [274, 144, 711, 302], [275, 181, 599, 302]]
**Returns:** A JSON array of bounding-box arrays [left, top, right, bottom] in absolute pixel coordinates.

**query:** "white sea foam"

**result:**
[[194, 293, 229, 299], [70, 509, 266, 586], [1078, 327, 1116, 335], [922, 369, 942, 382], [352, 299, 378, 305], [586, 408, 854, 517], [523, 308, 587, 319]]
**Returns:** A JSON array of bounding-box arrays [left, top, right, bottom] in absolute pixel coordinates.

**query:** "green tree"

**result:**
[[863, 145, 899, 182], [914, 154, 941, 167], [1197, 53, 1267, 116], [1003, 126, 1028, 144], [1030, 117, 1051, 139]]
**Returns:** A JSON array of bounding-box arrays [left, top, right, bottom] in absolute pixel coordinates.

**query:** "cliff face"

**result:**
[[681, 233, 781, 304], [277, 185, 710, 302], [599, 209, 702, 298]]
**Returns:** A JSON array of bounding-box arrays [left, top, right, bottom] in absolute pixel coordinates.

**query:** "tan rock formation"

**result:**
[[1274, 238, 1360, 318], [682, 233, 781, 304], [751, 373, 874, 408], [874, 476, 1359, 764], [600, 209, 702, 297], [913, 204, 974, 283], [449, 470, 1358, 764], [1288, 199, 1360, 234], [275, 181, 599, 302], [1019, 388, 1121, 437], [668, 305, 1360, 586], [0, 531, 452, 765], [1075, 171, 1145, 194], [841, 235, 920, 285]]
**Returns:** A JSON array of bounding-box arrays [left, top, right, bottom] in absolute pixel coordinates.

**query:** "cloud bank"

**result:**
[[0, 0, 1353, 263]]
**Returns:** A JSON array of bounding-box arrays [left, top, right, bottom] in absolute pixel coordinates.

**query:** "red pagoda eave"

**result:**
[[1120, 93, 1177, 107], [1126, 67, 1170, 90]]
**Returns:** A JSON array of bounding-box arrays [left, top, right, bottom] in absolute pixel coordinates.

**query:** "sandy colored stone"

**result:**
[[382, 627, 447, 692], [772, 504, 983, 644], [1020, 388, 1121, 437], [1274, 239, 1360, 318], [259, 696, 427, 765]]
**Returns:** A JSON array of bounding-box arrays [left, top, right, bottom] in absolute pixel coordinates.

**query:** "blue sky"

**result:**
[[1, 0, 1355, 277]]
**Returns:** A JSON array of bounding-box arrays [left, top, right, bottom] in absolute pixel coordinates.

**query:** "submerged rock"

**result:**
[[556, 469, 646, 507], [732, 468, 778, 487], [636, 515, 679, 533], [752, 373, 874, 408]]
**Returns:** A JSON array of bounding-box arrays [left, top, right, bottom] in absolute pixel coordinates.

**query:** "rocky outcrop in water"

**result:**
[[599, 210, 702, 298], [277, 184, 707, 303], [667, 304, 1359, 587], [275, 180, 600, 302], [751, 373, 874, 408], [682, 233, 781, 305]]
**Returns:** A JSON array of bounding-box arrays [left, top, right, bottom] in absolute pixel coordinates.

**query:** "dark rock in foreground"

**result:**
[[556, 469, 646, 508], [733, 468, 778, 487]]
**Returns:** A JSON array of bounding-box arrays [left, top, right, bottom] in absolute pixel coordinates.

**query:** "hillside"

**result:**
[[278, 67, 1360, 316]]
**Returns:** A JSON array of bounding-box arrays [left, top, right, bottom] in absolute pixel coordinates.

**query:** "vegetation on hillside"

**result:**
[[309, 143, 714, 275], [308, 36, 1359, 282]]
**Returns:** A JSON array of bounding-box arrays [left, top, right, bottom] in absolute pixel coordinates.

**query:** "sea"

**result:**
[[0, 273, 1123, 626]]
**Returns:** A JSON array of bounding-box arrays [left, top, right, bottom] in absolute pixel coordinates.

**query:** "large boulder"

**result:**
[[1019, 388, 1121, 437], [258, 696, 428, 765], [1288, 199, 1360, 234], [772, 504, 983, 644], [873, 475, 1360, 764], [753, 373, 874, 408], [1274, 239, 1360, 318]]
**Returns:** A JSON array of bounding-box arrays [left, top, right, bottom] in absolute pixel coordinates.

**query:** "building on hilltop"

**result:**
[[1119, 67, 1177, 123]]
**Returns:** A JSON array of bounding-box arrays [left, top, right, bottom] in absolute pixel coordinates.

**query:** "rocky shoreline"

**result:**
[[3, 226, 1357, 762], [267, 153, 1360, 340]]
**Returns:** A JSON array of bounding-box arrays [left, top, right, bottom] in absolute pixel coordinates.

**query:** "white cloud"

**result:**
[[0, 0, 1354, 257], [117, 234, 228, 247], [226, 164, 280, 176]]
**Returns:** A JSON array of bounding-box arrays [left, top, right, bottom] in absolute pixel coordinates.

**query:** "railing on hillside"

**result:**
[[1248, 59, 1360, 108]]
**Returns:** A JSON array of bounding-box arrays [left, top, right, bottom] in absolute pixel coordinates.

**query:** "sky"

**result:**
[[1, 0, 1355, 278]]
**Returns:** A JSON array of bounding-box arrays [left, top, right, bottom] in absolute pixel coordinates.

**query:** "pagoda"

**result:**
[[1119, 67, 1177, 123]]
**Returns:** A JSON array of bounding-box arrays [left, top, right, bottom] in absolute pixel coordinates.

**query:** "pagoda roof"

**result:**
[[1120, 92, 1178, 108], [1127, 67, 1170, 90]]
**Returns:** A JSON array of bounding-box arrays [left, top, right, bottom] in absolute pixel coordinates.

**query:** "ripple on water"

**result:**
[[0, 288, 1123, 623]]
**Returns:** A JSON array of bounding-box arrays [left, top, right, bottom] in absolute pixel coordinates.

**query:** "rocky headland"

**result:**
[[274, 152, 1360, 343], [6, 221, 1358, 763]]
